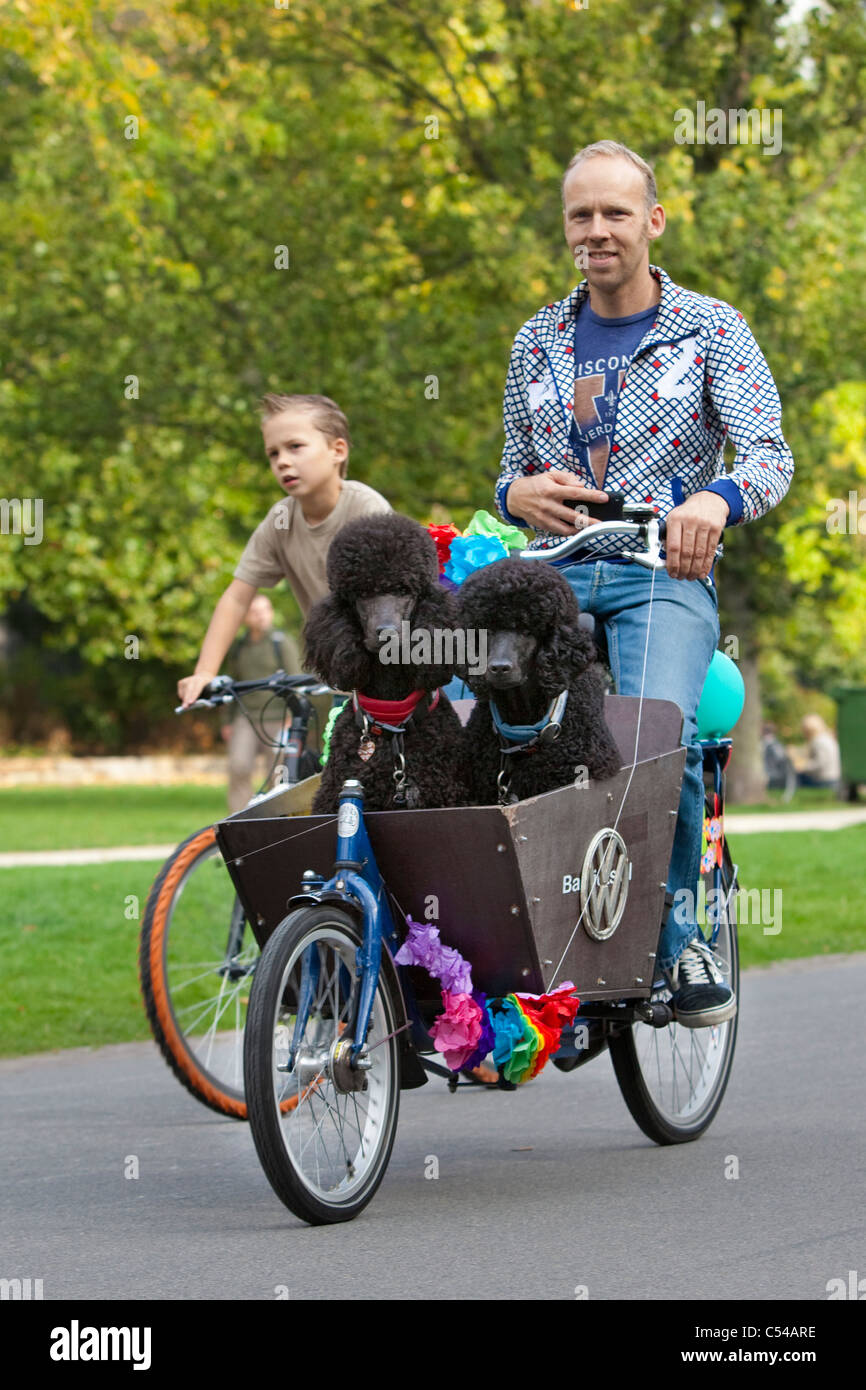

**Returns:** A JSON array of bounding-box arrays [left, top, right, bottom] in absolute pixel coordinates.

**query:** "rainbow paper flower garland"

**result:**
[[394, 919, 580, 1083]]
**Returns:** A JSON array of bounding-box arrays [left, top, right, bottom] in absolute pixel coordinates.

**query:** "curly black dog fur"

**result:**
[[304, 513, 467, 812], [457, 558, 622, 804]]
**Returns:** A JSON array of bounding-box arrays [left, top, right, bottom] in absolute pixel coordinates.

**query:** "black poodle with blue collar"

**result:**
[[456, 557, 621, 805], [304, 513, 468, 813]]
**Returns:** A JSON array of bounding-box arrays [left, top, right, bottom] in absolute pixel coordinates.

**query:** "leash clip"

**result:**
[[497, 764, 511, 806]]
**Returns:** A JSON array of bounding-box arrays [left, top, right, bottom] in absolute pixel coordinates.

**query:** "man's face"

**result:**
[[562, 156, 664, 295], [246, 596, 273, 636], [262, 408, 346, 499]]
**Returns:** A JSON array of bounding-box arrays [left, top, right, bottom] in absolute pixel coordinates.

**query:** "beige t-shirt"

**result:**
[[234, 480, 391, 617]]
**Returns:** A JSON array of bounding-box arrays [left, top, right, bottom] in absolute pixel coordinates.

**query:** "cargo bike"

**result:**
[[215, 510, 740, 1225]]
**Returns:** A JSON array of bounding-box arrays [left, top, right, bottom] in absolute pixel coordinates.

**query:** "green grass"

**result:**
[[1, 826, 863, 1057], [1, 862, 160, 1055], [728, 827, 866, 965], [727, 786, 859, 815], [0, 785, 227, 851], [2, 782, 858, 859]]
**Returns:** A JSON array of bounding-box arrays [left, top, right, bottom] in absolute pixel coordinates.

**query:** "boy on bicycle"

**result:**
[[177, 393, 391, 711]]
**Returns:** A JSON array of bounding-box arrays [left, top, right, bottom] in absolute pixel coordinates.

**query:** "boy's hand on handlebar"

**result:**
[[506, 471, 609, 536], [664, 493, 729, 580], [177, 671, 218, 708]]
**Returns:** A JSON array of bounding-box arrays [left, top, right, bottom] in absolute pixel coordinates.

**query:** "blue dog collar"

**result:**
[[490, 690, 569, 749]]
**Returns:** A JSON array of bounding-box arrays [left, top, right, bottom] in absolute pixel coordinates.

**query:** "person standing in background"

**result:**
[[793, 714, 841, 790], [222, 593, 300, 813]]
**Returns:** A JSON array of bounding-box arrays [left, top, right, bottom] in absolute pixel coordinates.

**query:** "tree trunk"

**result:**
[[718, 571, 767, 805], [726, 650, 767, 804]]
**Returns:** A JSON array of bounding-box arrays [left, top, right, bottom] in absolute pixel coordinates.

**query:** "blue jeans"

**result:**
[[442, 676, 474, 701], [563, 561, 720, 971]]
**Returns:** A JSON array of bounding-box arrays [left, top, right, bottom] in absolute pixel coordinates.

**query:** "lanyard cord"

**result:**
[[547, 562, 658, 989]]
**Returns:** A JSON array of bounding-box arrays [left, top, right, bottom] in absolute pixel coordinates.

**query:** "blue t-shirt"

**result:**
[[570, 302, 657, 489]]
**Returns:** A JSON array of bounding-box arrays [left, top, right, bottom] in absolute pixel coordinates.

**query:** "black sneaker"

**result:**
[[665, 939, 737, 1029]]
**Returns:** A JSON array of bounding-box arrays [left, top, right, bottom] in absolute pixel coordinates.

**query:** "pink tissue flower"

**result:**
[[429, 992, 484, 1071]]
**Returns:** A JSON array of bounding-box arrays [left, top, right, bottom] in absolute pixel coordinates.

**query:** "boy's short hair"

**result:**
[[561, 140, 658, 214], [259, 393, 351, 479]]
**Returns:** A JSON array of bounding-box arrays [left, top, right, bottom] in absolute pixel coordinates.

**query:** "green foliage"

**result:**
[[1, 0, 865, 743]]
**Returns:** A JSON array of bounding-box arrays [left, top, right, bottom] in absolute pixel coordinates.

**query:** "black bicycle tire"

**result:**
[[608, 841, 740, 1145], [139, 825, 253, 1119], [244, 905, 401, 1226]]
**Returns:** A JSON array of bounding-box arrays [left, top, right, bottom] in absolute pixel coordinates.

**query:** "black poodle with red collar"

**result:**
[[456, 557, 622, 805], [304, 513, 467, 813]]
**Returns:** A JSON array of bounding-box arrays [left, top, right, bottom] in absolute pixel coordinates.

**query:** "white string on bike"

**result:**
[[221, 812, 339, 868], [547, 560, 659, 990]]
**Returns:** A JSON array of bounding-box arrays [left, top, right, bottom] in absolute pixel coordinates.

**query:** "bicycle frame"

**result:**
[[183, 676, 326, 985], [287, 780, 401, 1071], [700, 738, 734, 949]]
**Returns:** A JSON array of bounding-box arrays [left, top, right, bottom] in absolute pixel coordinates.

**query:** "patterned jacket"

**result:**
[[494, 264, 794, 559]]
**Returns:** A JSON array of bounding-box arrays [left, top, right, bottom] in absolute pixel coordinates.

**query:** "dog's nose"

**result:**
[[487, 658, 515, 677]]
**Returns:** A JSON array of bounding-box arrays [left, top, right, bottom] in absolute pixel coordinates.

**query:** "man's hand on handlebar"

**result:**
[[506, 470, 609, 536], [664, 492, 729, 581], [177, 671, 218, 709]]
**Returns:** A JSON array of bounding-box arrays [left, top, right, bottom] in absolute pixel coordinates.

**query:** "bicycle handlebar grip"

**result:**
[[202, 675, 232, 698]]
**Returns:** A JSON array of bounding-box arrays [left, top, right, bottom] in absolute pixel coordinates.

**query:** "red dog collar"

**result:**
[[354, 688, 439, 728]]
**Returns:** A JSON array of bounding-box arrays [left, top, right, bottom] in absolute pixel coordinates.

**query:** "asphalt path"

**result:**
[[1, 953, 863, 1302]]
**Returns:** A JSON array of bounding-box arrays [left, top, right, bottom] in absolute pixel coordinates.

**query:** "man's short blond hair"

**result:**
[[561, 141, 658, 213], [259, 393, 351, 478]]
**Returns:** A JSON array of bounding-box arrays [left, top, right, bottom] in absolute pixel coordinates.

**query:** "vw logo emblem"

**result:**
[[580, 828, 630, 941]]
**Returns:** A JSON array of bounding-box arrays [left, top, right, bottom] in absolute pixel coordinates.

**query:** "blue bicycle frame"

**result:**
[[288, 781, 400, 1070]]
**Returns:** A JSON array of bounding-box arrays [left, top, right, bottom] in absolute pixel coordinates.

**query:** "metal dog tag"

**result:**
[[358, 737, 376, 761]]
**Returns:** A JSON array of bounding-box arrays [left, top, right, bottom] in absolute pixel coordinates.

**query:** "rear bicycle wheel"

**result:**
[[608, 843, 739, 1144], [244, 905, 400, 1225], [139, 826, 256, 1118]]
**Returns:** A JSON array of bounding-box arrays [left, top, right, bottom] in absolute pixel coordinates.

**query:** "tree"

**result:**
[[1, 0, 865, 774]]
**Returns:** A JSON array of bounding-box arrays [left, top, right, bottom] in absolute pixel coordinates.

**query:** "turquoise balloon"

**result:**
[[696, 651, 745, 739]]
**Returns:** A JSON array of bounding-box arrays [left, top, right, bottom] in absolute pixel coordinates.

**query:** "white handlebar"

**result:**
[[518, 516, 667, 568]]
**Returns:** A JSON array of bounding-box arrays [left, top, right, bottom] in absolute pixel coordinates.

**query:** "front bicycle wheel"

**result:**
[[244, 905, 401, 1225], [139, 826, 256, 1118], [608, 843, 739, 1144]]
